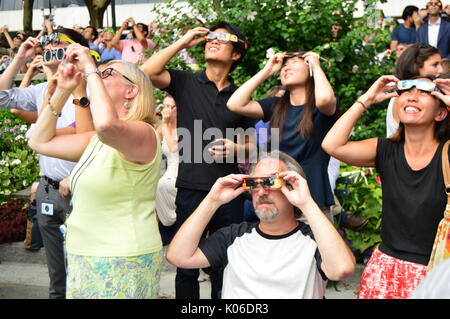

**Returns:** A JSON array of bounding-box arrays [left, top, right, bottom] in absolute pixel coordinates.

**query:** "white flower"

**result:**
[[20, 125, 28, 132], [266, 48, 276, 59], [352, 65, 359, 73], [247, 11, 257, 21], [323, 43, 330, 49], [207, 10, 217, 21], [11, 159, 21, 166], [15, 135, 25, 141], [22, 180, 28, 187], [0, 160, 6, 166]]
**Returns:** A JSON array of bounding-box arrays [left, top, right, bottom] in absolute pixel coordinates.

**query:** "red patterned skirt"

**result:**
[[358, 248, 428, 299]]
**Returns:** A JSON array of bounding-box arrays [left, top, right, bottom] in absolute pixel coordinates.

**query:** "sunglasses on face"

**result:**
[[101, 67, 134, 84], [396, 79, 441, 95], [205, 31, 247, 46], [241, 176, 285, 190]]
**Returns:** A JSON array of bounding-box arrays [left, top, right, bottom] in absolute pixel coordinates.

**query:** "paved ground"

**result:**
[[0, 241, 361, 299]]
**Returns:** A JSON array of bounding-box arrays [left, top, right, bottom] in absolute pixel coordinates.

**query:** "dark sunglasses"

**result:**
[[101, 67, 134, 84], [396, 79, 442, 95], [241, 176, 285, 190]]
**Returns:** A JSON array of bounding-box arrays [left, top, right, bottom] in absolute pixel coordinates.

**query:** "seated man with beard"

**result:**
[[167, 150, 355, 299]]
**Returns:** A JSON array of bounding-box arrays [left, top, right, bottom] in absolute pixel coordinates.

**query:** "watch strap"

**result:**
[[73, 97, 90, 107]]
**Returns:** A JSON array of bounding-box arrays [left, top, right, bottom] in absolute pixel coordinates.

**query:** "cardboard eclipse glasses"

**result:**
[[241, 176, 285, 190], [395, 79, 442, 94], [205, 31, 248, 49]]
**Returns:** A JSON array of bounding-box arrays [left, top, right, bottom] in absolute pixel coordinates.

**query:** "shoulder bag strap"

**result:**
[[442, 140, 450, 205]]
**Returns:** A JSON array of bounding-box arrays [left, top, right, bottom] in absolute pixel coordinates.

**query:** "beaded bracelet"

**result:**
[[47, 98, 61, 117]]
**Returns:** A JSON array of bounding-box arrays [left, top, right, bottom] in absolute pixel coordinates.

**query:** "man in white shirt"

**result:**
[[166, 150, 355, 299], [417, 0, 450, 59]]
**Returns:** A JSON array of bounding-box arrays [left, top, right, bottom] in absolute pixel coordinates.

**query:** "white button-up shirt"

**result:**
[[428, 18, 441, 48]]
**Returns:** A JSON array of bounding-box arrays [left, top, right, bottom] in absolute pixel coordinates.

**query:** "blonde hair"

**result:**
[[105, 60, 157, 126]]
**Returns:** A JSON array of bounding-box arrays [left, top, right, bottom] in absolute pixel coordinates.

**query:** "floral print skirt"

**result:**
[[66, 250, 162, 299], [358, 248, 427, 299]]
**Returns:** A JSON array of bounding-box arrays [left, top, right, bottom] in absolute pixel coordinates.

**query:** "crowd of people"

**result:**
[[0, 1, 449, 300]]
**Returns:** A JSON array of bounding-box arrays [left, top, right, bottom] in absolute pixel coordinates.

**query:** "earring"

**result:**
[[124, 100, 130, 109]]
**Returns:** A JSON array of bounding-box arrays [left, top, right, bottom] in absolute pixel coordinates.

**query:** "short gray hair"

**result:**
[[249, 150, 306, 178]]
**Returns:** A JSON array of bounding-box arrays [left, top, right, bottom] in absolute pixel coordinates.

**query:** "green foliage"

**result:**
[[336, 163, 382, 262], [151, 0, 394, 113], [0, 109, 40, 202]]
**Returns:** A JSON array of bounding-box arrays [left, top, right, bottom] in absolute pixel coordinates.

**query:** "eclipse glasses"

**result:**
[[283, 51, 333, 67], [241, 176, 285, 190], [395, 79, 442, 94], [41, 32, 101, 62], [205, 31, 248, 49]]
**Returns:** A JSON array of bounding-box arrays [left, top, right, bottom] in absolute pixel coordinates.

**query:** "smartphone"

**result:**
[[209, 139, 224, 148]]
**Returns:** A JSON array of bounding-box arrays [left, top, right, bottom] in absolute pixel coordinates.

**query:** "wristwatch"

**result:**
[[84, 68, 101, 80], [73, 97, 90, 107]]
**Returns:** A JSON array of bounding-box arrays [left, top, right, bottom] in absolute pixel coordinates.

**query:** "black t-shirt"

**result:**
[[376, 138, 449, 265], [165, 69, 256, 191], [258, 97, 337, 207]]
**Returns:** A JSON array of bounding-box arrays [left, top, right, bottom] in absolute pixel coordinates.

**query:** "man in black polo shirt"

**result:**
[[141, 21, 254, 299]]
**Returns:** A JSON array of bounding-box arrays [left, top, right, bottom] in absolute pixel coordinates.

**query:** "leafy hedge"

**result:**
[[0, 109, 40, 203]]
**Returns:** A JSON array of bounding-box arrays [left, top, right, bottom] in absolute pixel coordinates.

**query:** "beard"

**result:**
[[254, 196, 279, 221]]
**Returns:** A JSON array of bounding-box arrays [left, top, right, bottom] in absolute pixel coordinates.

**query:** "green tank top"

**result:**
[[66, 133, 162, 256]]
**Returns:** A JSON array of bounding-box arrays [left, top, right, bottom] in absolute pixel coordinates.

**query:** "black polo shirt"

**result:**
[[165, 69, 256, 191]]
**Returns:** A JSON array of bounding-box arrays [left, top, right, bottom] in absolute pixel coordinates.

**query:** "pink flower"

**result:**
[[375, 175, 382, 185]]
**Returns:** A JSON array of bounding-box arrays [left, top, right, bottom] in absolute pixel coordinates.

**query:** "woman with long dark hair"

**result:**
[[322, 74, 450, 298], [227, 50, 337, 218]]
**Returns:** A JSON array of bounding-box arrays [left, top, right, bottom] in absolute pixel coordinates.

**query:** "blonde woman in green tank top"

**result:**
[[29, 44, 162, 299]]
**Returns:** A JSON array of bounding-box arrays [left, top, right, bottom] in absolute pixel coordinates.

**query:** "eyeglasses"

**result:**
[[100, 67, 134, 84], [42, 48, 66, 62], [205, 31, 247, 47], [241, 176, 285, 190], [396, 79, 441, 94]]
